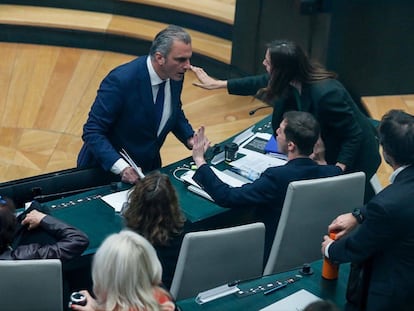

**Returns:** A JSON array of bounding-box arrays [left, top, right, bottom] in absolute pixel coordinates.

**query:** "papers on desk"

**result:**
[[259, 289, 321, 311], [101, 189, 130, 212], [229, 152, 287, 181], [230, 132, 287, 181]]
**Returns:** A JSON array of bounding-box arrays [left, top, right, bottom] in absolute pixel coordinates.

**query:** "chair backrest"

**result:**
[[169, 222, 265, 300], [0, 259, 63, 311], [263, 172, 366, 275]]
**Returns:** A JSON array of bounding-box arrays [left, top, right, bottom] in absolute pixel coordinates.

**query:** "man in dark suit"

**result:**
[[192, 111, 342, 259], [322, 110, 414, 311], [77, 25, 195, 183]]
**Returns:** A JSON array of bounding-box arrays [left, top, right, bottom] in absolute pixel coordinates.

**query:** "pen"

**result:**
[[263, 282, 287, 295]]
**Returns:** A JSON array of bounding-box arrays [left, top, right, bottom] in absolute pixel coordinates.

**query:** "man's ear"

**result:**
[[154, 52, 165, 65], [287, 141, 295, 152]]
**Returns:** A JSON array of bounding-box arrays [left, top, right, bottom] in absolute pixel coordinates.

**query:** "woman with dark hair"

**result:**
[[191, 40, 380, 200], [123, 171, 188, 288]]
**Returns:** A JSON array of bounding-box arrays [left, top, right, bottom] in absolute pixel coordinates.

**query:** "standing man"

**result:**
[[192, 111, 342, 259], [322, 110, 414, 311], [77, 25, 195, 183]]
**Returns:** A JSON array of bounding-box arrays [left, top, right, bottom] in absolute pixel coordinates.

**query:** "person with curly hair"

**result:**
[[123, 171, 189, 288]]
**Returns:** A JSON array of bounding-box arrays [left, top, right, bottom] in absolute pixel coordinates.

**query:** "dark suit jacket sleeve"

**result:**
[[227, 74, 269, 96], [328, 200, 394, 264], [81, 72, 127, 170], [313, 81, 364, 168], [9, 216, 89, 261], [193, 164, 282, 208]]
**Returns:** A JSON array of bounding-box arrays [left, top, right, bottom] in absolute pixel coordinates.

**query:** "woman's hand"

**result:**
[[190, 66, 227, 90], [70, 291, 98, 311], [310, 136, 327, 165]]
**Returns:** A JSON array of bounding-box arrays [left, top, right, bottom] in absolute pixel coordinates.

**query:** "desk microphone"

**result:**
[[249, 106, 272, 115]]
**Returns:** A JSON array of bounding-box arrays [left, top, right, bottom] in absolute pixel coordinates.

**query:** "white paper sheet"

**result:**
[[259, 289, 321, 311], [100, 189, 130, 212]]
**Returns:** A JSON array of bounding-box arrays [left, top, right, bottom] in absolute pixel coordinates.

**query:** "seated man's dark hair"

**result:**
[[283, 110, 320, 155], [379, 109, 414, 166]]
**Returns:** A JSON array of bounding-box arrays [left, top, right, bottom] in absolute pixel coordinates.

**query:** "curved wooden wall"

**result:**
[[0, 1, 236, 77]]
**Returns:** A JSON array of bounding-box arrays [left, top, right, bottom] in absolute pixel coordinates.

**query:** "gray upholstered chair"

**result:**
[[263, 172, 366, 275], [170, 222, 265, 300], [0, 259, 63, 311]]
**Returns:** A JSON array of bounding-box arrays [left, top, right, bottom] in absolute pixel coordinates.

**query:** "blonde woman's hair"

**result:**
[[92, 230, 164, 311]]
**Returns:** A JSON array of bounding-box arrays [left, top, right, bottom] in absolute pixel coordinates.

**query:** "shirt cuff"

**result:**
[[325, 240, 334, 258], [111, 158, 130, 175]]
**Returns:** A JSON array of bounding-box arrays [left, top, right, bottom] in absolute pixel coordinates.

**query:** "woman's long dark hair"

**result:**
[[264, 40, 337, 100], [124, 171, 185, 246]]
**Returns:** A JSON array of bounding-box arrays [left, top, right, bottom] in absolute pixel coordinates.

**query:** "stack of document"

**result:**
[[229, 153, 286, 181]]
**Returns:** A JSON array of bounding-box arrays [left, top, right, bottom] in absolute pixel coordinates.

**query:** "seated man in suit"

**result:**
[[322, 109, 414, 311], [77, 25, 195, 184], [192, 111, 342, 259]]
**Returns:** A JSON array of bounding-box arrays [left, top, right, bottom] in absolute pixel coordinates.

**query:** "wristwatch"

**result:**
[[352, 208, 364, 224]]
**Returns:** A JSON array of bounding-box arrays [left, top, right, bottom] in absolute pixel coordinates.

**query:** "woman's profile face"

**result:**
[[262, 49, 272, 74]]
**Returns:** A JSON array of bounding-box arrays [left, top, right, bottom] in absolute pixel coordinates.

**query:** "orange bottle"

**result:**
[[322, 232, 339, 280]]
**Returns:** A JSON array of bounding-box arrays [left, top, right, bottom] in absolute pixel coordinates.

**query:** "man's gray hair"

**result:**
[[149, 25, 191, 59]]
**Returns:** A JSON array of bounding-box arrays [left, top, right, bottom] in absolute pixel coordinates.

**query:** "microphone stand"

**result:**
[[249, 105, 272, 116]]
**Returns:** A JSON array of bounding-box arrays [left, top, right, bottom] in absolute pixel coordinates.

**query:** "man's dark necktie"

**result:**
[[155, 81, 166, 127]]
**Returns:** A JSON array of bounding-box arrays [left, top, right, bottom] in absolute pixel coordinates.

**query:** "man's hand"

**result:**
[[21, 210, 46, 230], [321, 235, 334, 256], [328, 213, 358, 239], [121, 167, 139, 184], [190, 66, 227, 90], [187, 135, 195, 149], [192, 126, 210, 167]]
